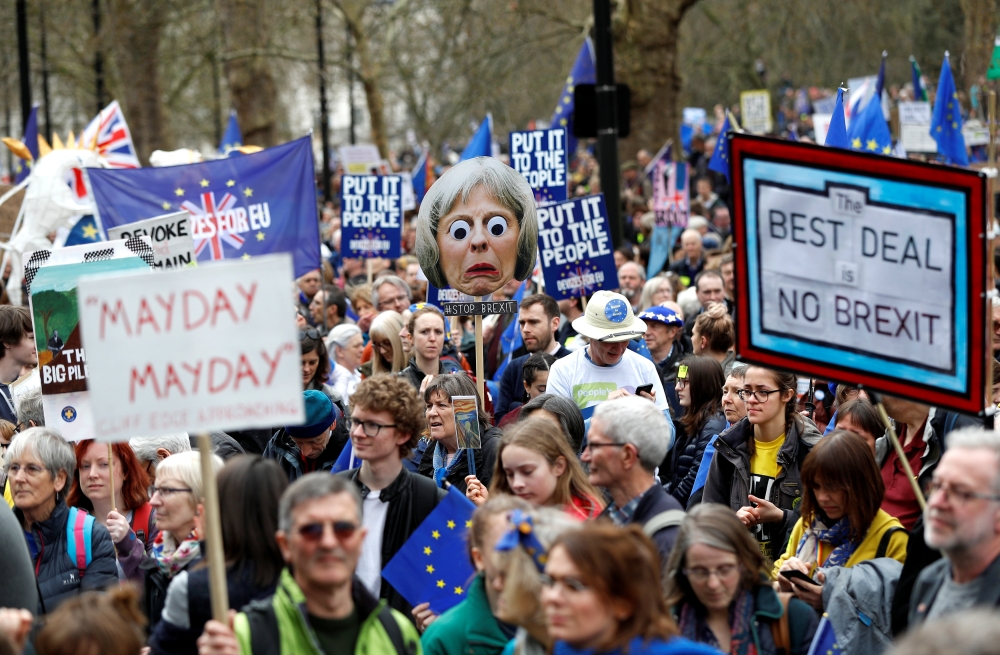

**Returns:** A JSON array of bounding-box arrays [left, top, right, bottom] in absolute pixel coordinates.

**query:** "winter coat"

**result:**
[[909, 550, 1000, 627], [422, 573, 510, 655], [416, 426, 502, 493], [822, 558, 903, 655], [142, 549, 201, 634], [702, 414, 823, 559], [263, 427, 347, 483], [18, 499, 118, 614], [664, 411, 727, 507], [397, 356, 465, 391], [553, 636, 720, 655], [599, 482, 685, 566]]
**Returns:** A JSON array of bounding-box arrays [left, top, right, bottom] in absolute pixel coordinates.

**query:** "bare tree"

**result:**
[[216, 0, 278, 147]]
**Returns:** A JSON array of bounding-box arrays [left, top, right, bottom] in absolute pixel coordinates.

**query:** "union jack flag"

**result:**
[[181, 191, 245, 260], [81, 100, 140, 169]]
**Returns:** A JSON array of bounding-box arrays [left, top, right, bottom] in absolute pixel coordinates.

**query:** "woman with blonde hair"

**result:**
[[367, 310, 407, 376], [640, 274, 674, 311]]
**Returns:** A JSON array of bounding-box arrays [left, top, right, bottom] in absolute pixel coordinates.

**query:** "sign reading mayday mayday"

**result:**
[[730, 134, 987, 413], [77, 254, 305, 441], [341, 175, 403, 259], [536, 194, 617, 301], [509, 127, 568, 204]]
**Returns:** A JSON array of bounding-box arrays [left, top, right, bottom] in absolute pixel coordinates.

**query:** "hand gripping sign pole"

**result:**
[[198, 433, 229, 620]]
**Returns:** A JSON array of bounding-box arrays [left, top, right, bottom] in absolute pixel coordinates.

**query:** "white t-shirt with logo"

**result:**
[[357, 490, 389, 598], [546, 347, 670, 413]]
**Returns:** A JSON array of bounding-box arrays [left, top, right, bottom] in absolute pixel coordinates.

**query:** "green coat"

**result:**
[[421, 574, 509, 655], [234, 569, 422, 655]]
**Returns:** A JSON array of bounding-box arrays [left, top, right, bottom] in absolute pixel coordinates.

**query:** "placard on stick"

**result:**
[[107, 211, 196, 269], [341, 174, 403, 259], [77, 254, 305, 440], [729, 133, 987, 414], [509, 127, 568, 204], [536, 194, 617, 301]]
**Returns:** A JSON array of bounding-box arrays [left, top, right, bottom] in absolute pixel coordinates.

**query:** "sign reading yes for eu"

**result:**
[[341, 175, 403, 258], [510, 127, 568, 204], [537, 194, 616, 301]]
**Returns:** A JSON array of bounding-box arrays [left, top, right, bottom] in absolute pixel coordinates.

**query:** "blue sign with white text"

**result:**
[[537, 194, 616, 301], [341, 175, 403, 259], [509, 127, 568, 204]]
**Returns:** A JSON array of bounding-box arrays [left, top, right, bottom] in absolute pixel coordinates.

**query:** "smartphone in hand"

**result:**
[[635, 383, 654, 396], [780, 569, 820, 586]]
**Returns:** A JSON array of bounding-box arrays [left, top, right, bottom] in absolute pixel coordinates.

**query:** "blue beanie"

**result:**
[[286, 390, 339, 439]]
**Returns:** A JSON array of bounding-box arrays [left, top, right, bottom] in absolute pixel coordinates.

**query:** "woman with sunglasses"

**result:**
[[665, 504, 817, 655], [702, 366, 822, 562], [66, 440, 158, 584]]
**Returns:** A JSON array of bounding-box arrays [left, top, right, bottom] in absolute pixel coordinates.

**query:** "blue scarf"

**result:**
[[431, 441, 468, 488], [795, 516, 859, 569]]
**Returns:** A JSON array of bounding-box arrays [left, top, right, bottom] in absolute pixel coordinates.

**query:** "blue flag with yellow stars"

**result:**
[[14, 105, 39, 184], [218, 110, 243, 156], [62, 216, 103, 247], [824, 88, 850, 149], [931, 53, 969, 166], [381, 485, 477, 614], [806, 616, 842, 655], [551, 39, 596, 159], [847, 54, 894, 156], [88, 135, 322, 279], [707, 113, 735, 182]]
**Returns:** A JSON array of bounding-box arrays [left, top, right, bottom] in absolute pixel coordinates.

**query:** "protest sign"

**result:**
[[77, 254, 305, 441], [536, 194, 617, 301], [27, 238, 154, 440], [652, 160, 689, 227], [963, 118, 990, 146], [897, 101, 937, 152], [729, 134, 987, 413], [812, 114, 832, 147], [340, 174, 403, 259], [108, 211, 196, 269], [426, 283, 475, 305], [509, 127, 568, 204], [740, 90, 773, 134], [338, 145, 383, 174]]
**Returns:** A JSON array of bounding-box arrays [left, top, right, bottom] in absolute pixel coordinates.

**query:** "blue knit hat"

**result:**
[[286, 390, 339, 439]]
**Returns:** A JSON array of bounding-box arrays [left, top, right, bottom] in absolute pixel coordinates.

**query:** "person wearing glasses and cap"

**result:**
[[264, 390, 345, 483], [197, 474, 422, 655], [340, 376, 444, 619], [546, 291, 671, 419]]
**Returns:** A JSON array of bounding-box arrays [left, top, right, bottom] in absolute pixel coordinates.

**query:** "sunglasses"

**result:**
[[297, 520, 359, 542], [299, 329, 321, 341]]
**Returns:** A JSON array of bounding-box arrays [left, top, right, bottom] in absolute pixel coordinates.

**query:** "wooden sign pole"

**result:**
[[869, 392, 926, 510], [474, 296, 485, 403], [107, 443, 117, 512], [197, 433, 229, 622], [367, 258, 374, 285]]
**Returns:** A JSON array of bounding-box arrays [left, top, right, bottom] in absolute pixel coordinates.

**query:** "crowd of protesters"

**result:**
[[0, 135, 999, 655]]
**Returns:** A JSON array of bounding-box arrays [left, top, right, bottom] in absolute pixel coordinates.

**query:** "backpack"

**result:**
[[130, 503, 154, 545], [65, 506, 94, 577], [642, 509, 686, 536]]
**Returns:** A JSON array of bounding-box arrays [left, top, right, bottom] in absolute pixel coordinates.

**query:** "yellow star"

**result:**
[[200, 179, 209, 187], [465, 520, 473, 528], [446, 520, 456, 529], [563, 96, 571, 105], [936, 126, 942, 132], [241, 253, 251, 261], [226, 179, 235, 187], [881, 145, 892, 154], [426, 565, 435, 574], [952, 122, 958, 129], [559, 118, 567, 126], [431, 530, 440, 540], [256, 231, 265, 241], [436, 580, 445, 588], [453, 586, 464, 595], [866, 139, 878, 151], [174, 187, 184, 196], [161, 201, 171, 210], [243, 187, 254, 197], [423, 546, 432, 555], [851, 137, 862, 149], [82, 224, 99, 239]]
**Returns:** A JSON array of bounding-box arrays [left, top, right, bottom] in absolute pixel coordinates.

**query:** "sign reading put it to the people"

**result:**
[[77, 254, 305, 441], [341, 174, 403, 259]]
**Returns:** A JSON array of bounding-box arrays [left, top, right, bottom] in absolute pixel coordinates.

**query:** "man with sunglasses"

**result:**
[[264, 390, 344, 482], [340, 376, 444, 618], [198, 474, 422, 655]]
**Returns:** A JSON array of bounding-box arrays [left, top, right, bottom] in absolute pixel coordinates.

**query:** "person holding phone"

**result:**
[[774, 430, 908, 610]]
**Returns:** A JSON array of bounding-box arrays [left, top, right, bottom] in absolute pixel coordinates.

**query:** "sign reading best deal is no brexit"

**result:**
[[729, 133, 987, 413]]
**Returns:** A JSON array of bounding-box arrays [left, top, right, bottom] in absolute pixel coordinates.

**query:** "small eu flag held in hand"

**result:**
[[382, 485, 477, 614], [806, 616, 843, 655]]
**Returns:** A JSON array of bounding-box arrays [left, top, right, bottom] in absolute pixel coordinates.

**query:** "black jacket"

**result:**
[[397, 356, 465, 391], [664, 411, 727, 507], [142, 550, 201, 633], [263, 427, 348, 482], [600, 482, 684, 565], [653, 342, 689, 419], [0, 502, 37, 614], [343, 466, 446, 616], [416, 426, 502, 493], [18, 499, 118, 614]]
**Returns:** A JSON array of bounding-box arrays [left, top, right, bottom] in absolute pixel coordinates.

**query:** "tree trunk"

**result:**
[[216, 0, 277, 147], [348, 19, 389, 158], [105, 0, 172, 164], [960, 0, 1000, 98], [613, 0, 699, 162]]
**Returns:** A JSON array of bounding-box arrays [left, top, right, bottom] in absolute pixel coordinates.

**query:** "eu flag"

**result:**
[[460, 115, 492, 161], [62, 216, 103, 247], [931, 53, 969, 166], [847, 54, 893, 156], [14, 105, 38, 184], [88, 135, 322, 279], [708, 113, 736, 182], [381, 485, 477, 614], [824, 88, 850, 149], [552, 40, 596, 159], [219, 110, 244, 156], [806, 616, 843, 655], [411, 149, 432, 203]]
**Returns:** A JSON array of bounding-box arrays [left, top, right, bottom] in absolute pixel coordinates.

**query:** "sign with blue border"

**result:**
[[536, 194, 617, 302], [509, 127, 568, 204], [340, 174, 403, 258]]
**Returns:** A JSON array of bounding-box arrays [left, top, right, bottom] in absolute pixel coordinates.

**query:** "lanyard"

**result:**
[[0, 384, 15, 421]]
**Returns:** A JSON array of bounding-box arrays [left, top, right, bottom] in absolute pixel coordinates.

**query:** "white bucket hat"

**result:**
[[572, 290, 647, 343]]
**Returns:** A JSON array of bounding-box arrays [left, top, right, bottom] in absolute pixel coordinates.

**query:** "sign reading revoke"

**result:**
[[729, 134, 987, 413], [77, 254, 305, 440]]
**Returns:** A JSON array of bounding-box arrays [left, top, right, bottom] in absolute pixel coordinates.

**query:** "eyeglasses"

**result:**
[[297, 520, 360, 542], [148, 486, 194, 498], [583, 441, 624, 452], [925, 480, 1000, 504], [7, 463, 45, 477], [736, 388, 782, 403], [299, 329, 321, 341], [683, 564, 740, 583], [352, 419, 397, 437], [377, 294, 408, 309], [373, 340, 392, 353], [675, 378, 688, 389], [539, 573, 590, 593]]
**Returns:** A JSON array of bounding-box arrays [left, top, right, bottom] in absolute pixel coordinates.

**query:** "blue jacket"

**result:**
[[599, 483, 684, 565], [664, 411, 726, 507], [494, 346, 572, 423], [553, 636, 719, 655]]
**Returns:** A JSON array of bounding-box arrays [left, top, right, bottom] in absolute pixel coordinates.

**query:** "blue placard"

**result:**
[[426, 283, 475, 305], [340, 174, 403, 258], [509, 127, 568, 204], [536, 194, 616, 301]]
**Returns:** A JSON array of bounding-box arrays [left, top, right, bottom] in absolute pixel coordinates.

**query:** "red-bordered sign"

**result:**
[[730, 133, 987, 414]]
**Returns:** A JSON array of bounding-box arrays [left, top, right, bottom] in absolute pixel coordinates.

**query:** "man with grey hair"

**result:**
[[129, 433, 192, 483], [909, 428, 1000, 625], [197, 473, 420, 655], [14, 386, 44, 429], [616, 261, 646, 312], [583, 396, 682, 562], [371, 276, 411, 315]]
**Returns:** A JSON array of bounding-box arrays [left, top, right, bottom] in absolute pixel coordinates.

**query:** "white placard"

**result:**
[[107, 211, 196, 269], [963, 119, 990, 146], [740, 90, 772, 135], [898, 101, 938, 153], [338, 145, 383, 175], [77, 254, 305, 441]]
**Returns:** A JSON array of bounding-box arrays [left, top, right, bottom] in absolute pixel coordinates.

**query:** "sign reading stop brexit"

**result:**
[[730, 134, 987, 413], [510, 127, 568, 204], [537, 194, 617, 301], [77, 254, 305, 441], [341, 174, 403, 259]]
